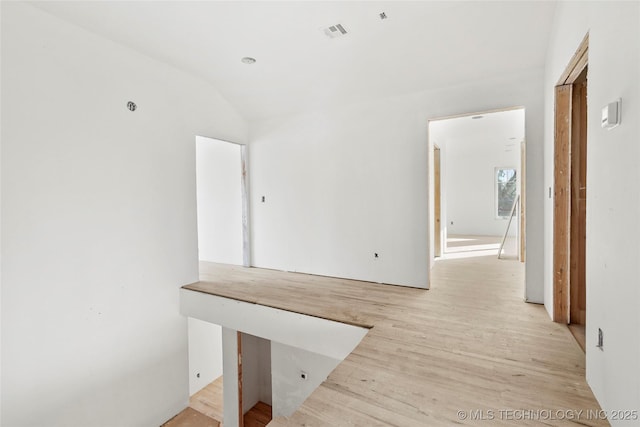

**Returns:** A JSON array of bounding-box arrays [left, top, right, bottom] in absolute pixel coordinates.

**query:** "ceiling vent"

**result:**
[[322, 24, 348, 39]]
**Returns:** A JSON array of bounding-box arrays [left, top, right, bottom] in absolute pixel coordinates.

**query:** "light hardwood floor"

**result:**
[[568, 324, 587, 353], [244, 402, 272, 427], [189, 376, 224, 424], [162, 407, 220, 427], [168, 376, 272, 427], [184, 255, 607, 426]]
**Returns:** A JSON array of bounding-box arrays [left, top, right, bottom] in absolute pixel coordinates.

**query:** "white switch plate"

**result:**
[[601, 99, 621, 129]]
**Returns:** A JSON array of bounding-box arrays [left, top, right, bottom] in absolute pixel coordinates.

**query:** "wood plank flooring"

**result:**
[[167, 377, 272, 427], [161, 408, 220, 427], [184, 255, 607, 426], [568, 324, 587, 352], [189, 376, 224, 424], [244, 402, 272, 427]]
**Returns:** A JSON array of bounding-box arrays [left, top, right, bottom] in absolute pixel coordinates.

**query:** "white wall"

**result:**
[[0, 3, 247, 426], [445, 154, 519, 237], [188, 318, 223, 396], [222, 327, 241, 427], [250, 68, 545, 301], [271, 341, 341, 418], [0, 3, 3, 420], [241, 333, 272, 413], [543, 2, 640, 424], [180, 290, 368, 362], [430, 110, 523, 238], [195, 136, 243, 265]]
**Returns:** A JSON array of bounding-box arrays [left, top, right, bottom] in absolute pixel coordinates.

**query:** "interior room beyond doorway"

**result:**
[[444, 234, 518, 259], [430, 108, 525, 262]]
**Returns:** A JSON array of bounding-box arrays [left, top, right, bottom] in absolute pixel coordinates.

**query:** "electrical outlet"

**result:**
[[374, 253, 379, 259], [597, 328, 604, 350], [261, 196, 266, 203], [300, 371, 308, 380], [196, 373, 200, 378]]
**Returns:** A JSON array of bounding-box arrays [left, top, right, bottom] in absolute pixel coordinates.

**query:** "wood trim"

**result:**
[[557, 33, 589, 85], [241, 145, 251, 267], [553, 84, 572, 323], [434, 146, 441, 258], [520, 141, 526, 263], [565, 53, 588, 85], [427, 126, 433, 288], [553, 32, 588, 324], [569, 72, 587, 325], [237, 331, 244, 427]]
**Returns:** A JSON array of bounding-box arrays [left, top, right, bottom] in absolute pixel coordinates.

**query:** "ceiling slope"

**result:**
[[30, 1, 557, 121]]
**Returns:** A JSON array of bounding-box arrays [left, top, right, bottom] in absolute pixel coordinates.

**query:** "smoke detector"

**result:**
[[322, 24, 348, 39]]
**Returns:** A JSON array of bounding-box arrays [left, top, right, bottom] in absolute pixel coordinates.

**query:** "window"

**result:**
[[495, 168, 517, 218]]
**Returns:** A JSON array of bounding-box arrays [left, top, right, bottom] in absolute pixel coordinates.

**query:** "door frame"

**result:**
[[237, 331, 244, 427], [520, 140, 526, 263], [433, 145, 442, 258], [552, 32, 589, 323]]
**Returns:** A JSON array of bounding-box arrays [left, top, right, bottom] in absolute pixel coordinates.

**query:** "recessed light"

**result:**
[[471, 115, 484, 119], [241, 57, 256, 65]]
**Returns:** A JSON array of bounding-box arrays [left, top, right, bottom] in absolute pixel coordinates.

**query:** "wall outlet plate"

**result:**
[[601, 99, 621, 129]]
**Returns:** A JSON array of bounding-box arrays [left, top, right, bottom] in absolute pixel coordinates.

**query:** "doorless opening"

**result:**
[[428, 107, 526, 263], [188, 135, 251, 424]]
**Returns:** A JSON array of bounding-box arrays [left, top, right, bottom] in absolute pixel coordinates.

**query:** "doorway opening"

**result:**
[[195, 135, 249, 267], [238, 332, 273, 427], [187, 135, 250, 425], [429, 108, 526, 263], [553, 33, 588, 352]]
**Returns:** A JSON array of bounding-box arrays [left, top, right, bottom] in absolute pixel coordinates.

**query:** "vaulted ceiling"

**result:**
[[32, 1, 557, 121]]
